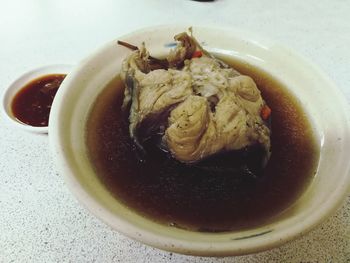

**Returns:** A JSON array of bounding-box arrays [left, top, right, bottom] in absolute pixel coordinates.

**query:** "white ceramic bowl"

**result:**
[[49, 25, 350, 256], [2, 64, 72, 133]]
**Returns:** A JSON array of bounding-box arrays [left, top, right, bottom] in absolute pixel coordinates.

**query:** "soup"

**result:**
[[86, 57, 319, 232]]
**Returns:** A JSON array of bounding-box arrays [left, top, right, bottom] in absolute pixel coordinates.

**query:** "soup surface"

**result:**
[[86, 57, 319, 232]]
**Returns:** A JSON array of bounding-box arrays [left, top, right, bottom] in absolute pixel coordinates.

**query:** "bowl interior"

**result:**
[[49, 26, 350, 256]]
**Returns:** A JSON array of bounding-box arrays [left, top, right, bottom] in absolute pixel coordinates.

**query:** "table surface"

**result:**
[[1, 0, 349, 262]]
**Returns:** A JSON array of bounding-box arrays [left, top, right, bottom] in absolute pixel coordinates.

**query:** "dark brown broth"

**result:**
[[86, 58, 319, 232], [12, 74, 66, 126]]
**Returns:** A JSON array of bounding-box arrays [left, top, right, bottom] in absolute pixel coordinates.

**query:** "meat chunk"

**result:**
[[165, 75, 270, 163], [119, 30, 271, 165]]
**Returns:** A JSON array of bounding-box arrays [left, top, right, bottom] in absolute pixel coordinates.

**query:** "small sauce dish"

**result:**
[[2, 64, 72, 133]]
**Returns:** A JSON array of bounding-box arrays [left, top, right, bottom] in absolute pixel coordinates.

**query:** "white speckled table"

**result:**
[[1, 0, 349, 262]]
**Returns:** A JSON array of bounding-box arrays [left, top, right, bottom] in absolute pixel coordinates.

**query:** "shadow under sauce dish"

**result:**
[[86, 57, 319, 232]]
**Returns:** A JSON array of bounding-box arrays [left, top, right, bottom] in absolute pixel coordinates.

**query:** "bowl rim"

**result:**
[[49, 24, 350, 256]]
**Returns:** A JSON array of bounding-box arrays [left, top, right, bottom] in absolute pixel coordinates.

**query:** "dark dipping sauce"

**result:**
[[11, 74, 66, 127], [86, 58, 319, 232]]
